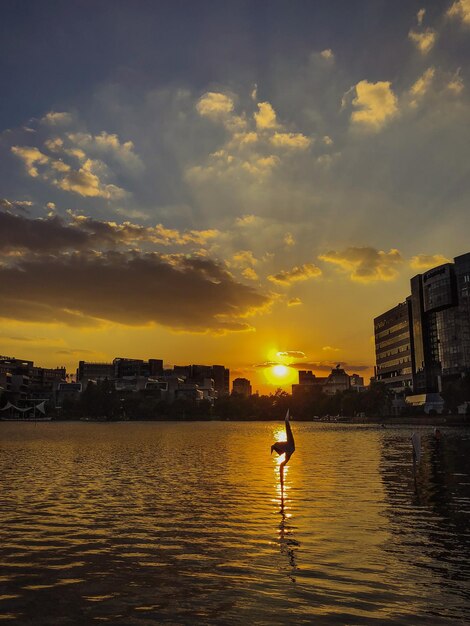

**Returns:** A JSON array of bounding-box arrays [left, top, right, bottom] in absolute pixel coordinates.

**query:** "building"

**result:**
[[77, 361, 114, 384], [292, 370, 326, 399], [170, 364, 229, 397], [323, 366, 351, 395], [292, 366, 353, 397], [55, 382, 82, 408], [211, 365, 230, 397], [75, 357, 227, 404], [0, 355, 65, 403], [374, 301, 413, 393], [232, 377, 252, 397], [374, 252, 470, 395], [113, 357, 163, 379], [350, 373, 366, 391]]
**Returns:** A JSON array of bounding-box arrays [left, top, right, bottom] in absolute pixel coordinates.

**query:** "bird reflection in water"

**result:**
[[271, 411, 299, 581]]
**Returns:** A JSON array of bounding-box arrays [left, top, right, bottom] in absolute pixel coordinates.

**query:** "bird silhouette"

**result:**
[[271, 409, 295, 487]]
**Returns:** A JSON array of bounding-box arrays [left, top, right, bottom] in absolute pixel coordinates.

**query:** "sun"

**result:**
[[265, 364, 297, 387], [273, 364, 288, 378]]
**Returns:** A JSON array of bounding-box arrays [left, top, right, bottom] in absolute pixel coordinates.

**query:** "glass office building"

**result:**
[[374, 301, 413, 392], [375, 253, 470, 394]]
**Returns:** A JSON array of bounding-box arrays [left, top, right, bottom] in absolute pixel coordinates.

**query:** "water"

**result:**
[[1, 422, 469, 625]]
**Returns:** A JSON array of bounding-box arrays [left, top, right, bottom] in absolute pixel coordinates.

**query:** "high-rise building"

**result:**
[[374, 301, 413, 392], [232, 377, 252, 397], [210, 365, 230, 397], [374, 252, 470, 394]]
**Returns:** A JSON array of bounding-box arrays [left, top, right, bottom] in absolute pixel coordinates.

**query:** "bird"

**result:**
[[271, 409, 295, 486]]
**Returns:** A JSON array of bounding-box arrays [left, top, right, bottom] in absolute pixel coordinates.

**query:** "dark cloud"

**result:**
[[290, 361, 371, 372], [0, 334, 45, 343], [0, 211, 89, 252], [253, 361, 280, 369], [0, 210, 219, 253], [0, 251, 272, 332]]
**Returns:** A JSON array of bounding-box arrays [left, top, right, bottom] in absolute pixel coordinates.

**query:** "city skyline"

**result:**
[[1, 1, 470, 394]]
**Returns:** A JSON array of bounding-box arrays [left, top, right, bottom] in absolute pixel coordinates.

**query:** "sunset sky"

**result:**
[[1, 0, 469, 392]]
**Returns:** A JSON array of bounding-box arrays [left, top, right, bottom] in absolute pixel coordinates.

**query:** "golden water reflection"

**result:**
[[0, 422, 469, 625]]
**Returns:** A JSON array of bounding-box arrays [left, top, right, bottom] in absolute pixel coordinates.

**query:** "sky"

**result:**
[[1, 0, 469, 393]]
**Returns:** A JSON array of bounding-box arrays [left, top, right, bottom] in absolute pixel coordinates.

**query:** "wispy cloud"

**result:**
[[268, 263, 322, 285], [319, 247, 403, 282], [277, 351, 306, 359], [408, 28, 437, 55], [287, 297, 302, 306], [409, 253, 451, 269]]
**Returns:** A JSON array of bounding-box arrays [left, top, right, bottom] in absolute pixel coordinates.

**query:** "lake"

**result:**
[[0, 422, 469, 625]]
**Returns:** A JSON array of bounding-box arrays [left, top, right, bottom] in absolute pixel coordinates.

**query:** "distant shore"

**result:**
[[6, 414, 467, 426], [351, 415, 469, 427]]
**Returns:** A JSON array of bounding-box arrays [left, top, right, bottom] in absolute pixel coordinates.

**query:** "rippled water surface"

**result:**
[[1, 422, 469, 625]]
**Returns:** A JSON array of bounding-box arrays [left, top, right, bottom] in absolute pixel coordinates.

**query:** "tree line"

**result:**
[[2, 375, 469, 420]]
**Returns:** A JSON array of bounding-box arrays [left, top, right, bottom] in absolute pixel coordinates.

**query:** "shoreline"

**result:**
[[3, 415, 469, 427]]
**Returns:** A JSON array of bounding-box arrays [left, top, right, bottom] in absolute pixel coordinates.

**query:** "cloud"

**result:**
[[0, 333, 50, 344], [268, 263, 322, 285], [241, 267, 258, 281], [447, 68, 464, 94], [287, 297, 302, 306], [65, 131, 144, 173], [54, 159, 127, 199], [197, 92, 235, 117], [270, 132, 311, 149], [10, 117, 143, 200], [11, 146, 50, 177], [0, 211, 89, 252], [277, 351, 306, 359], [409, 254, 451, 269], [290, 361, 370, 372], [284, 232, 295, 246], [0, 210, 221, 254], [190, 90, 312, 184], [350, 81, 398, 131], [0, 251, 273, 332], [11, 144, 128, 199], [232, 250, 258, 267], [70, 214, 220, 247], [322, 345, 340, 352], [447, 0, 470, 26], [0, 198, 33, 213], [55, 348, 94, 356], [320, 49, 335, 61], [235, 214, 259, 226], [417, 8, 426, 26], [254, 102, 278, 130], [41, 111, 74, 125], [319, 247, 403, 282], [408, 29, 437, 55], [409, 67, 436, 106]]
